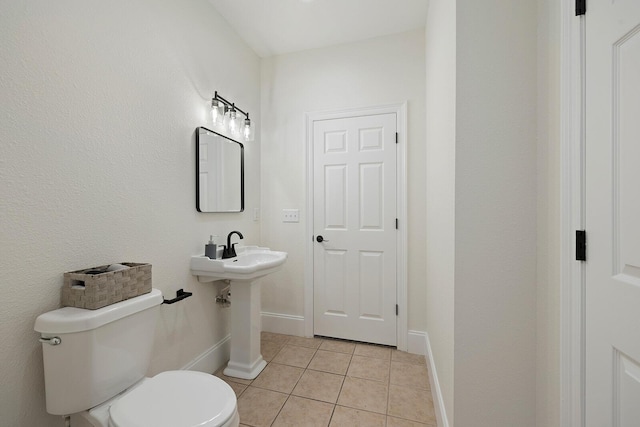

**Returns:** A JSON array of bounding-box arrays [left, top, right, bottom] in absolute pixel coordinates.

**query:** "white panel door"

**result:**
[[586, 1, 640, 425], [313, 113, 397, 346]]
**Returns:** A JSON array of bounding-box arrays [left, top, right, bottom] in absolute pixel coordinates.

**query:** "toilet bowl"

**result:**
[[34, 289, 239, 427]]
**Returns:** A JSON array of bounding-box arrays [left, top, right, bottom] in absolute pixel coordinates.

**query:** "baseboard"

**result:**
[[259, 318, 428, 353], [182, 334, 231, 374], [261, 311, 306, 336], [407, 330, 427, 355], [425, 332, 450, 427]]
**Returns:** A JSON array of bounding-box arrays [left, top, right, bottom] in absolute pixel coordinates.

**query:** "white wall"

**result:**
[[536, 0, 562, 425], [454, 0, 538, 425], [424, 0, 456, 423], [0, 1, 260, 425], [259, 30, 427, 332], [425, 0, 539, 425]]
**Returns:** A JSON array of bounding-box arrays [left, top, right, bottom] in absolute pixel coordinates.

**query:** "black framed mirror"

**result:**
[[196, 127, 244, 212]]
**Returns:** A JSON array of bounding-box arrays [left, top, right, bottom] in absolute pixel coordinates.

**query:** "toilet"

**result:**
[[34, 289, 239, 427]]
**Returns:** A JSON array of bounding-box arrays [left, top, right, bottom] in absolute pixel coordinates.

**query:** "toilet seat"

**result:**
[[109, 371, 237, 427]]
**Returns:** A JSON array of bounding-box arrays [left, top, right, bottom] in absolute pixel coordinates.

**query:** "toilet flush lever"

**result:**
[[39, 336, 61, 346]]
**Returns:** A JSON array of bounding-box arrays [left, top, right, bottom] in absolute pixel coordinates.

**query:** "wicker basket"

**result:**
[[61, 263, 152, 310]]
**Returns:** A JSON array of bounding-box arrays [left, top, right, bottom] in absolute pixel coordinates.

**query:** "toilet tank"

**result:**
[[34, 289, 163, 416]]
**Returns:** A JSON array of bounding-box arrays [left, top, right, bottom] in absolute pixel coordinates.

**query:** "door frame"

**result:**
[[304, 103, 408, 351], [560, 1, 586, 426]]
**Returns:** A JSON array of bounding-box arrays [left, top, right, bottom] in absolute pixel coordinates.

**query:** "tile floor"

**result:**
[[214, 332, 436, 427]]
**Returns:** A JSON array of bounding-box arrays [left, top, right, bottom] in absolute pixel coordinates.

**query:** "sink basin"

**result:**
[[190, 246, 287, 281]]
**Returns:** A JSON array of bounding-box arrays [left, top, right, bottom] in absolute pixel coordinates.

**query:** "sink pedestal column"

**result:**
[[223, 278, 266, 380]]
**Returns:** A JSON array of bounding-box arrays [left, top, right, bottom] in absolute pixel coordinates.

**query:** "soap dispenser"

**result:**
[[205, 235, 218, 259]]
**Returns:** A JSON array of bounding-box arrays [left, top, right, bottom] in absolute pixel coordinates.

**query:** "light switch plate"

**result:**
[[282, 209, 299, 223]]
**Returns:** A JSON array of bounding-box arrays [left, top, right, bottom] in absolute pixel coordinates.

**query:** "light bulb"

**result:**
[[210, 100, 224, 126], [223, 108, 233, 131], [243, 118, 254, 141], [227, 109, 241, 137]]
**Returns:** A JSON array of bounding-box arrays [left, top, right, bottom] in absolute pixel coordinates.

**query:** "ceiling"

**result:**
[[208, 0, 429, 57]]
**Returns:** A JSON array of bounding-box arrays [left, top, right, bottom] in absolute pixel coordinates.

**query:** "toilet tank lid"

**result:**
[[34, 289, 163, 334]]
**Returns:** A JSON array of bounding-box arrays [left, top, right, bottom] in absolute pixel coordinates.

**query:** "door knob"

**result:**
[[316, 235, 329, 243]]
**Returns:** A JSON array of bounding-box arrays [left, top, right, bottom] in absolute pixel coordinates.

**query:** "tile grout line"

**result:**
[[328, 351, 351, 425], [269, 393, 291, 427], [268, 338, 322, 426], [385, 351, 392, 420]]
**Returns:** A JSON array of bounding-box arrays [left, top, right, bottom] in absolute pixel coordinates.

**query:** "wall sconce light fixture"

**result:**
[[210, 91, 254, 142]]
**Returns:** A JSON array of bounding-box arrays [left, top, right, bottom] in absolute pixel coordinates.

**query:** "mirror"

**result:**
[[196, 127, 244, 212]]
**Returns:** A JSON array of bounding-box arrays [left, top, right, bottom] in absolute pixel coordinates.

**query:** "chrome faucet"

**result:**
[[222, 231, 244, 259]]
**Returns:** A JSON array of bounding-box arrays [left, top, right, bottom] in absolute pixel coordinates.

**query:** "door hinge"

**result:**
[[576, 230, 586, 261], [396, 304, 398, 316], [575, 0, 586, 16], [395, 218, 398, 229], [395, 132, 398, 144]]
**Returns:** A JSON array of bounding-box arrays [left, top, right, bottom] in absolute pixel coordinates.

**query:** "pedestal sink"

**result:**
[[190, 246, 287, 379]]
